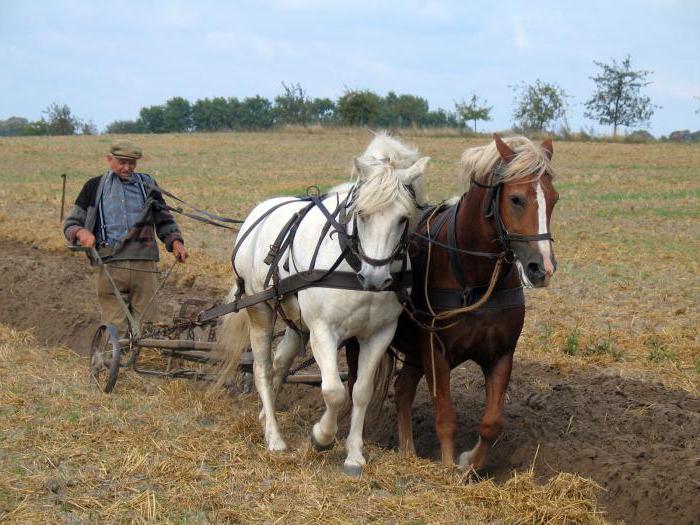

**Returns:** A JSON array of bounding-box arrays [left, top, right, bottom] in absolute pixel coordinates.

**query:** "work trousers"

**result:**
[[95, 259, 158, 334]]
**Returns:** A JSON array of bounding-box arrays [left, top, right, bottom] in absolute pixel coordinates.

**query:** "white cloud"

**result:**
[[204, 31, 293, 60], [513, 19, 532, 51]]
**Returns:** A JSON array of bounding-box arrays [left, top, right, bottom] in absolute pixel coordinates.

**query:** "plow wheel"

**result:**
[[89, 324, 122, 393]]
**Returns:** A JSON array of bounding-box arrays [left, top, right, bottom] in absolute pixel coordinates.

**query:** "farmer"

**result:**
[[63, 140, 187, 333]]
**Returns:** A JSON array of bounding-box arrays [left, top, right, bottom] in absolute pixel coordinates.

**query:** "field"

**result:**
[[0, 129, 698, 523]]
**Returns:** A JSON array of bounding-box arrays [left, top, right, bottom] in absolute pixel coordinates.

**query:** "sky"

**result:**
[[1, 0, 698, 137]]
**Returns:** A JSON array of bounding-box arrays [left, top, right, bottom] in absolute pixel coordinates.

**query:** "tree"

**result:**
[[20, 119, 50, 136], [44, 103, 80, 135], [223, 97, 243, 130], [308, 97, 337, 124], [105, 120, 145, 134], [0, 117, 29, 136], [239, 96, 274, 129], [80, 120, 98, 135], [337, 89, 382, 126], [163, 97, 192, 132], [511, 80, 568, 133], [274, 82, 310, 125], [192, 97, 230, 131], [380, 92, 429, 128], [455, 93, 492, 132], [421, 108, 460, 128], [139, 105, 166, 133], [584, 55, 659, 136]]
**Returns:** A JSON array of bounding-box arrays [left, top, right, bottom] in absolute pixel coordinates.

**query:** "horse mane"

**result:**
[[458, 135, 554, 193], [349, 131, 427, 218]]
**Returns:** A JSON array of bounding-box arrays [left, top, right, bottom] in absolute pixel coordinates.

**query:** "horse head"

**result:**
[[489, 134, 559, 287], [349, 136, 430, 291]]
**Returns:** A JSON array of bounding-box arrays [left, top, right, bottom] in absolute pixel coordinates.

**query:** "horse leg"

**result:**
[[422, 343, 456, 466], [247, 304, 287, 452], [459, 352, 513, 471], [272, 329, 304, 397], [308, 324, 345, 451], [394, 362, 423, 456], [256, 327, 304, 422], [344, 323, 397, 476]]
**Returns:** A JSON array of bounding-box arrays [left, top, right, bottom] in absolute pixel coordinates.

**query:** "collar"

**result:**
[[111, 171, 138, 184]]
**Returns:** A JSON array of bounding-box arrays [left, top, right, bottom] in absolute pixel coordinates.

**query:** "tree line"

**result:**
[[104, 84, 462, 134], [2, 56, 695, 139]]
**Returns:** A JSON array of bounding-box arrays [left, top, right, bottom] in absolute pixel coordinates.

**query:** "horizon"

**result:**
[[1, 1, 698, 137]]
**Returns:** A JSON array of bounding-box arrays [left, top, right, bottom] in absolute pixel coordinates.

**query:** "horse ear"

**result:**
[[399, 156, 430, 185], [541, 139, 554, 160], [493, 133, 516, 163]]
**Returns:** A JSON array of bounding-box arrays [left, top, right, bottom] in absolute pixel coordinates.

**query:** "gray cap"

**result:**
[[110, 140, 142, 160]]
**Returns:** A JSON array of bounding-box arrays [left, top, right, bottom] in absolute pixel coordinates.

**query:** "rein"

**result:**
[[141, 181, 245, 230]]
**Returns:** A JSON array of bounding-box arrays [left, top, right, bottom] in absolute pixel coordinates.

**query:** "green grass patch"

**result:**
[[646, 338, 680, 368], [562, 328, 581, 356], [537, 323, 554, 352], [582, 327, 622, 361]]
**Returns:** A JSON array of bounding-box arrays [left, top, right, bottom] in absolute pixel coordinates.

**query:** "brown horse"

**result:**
[[348, 134, 558, 470]]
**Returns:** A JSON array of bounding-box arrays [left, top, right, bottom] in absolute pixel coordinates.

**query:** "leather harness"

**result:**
[[198, 186, 412, 325], [404, 166, 553, 319]]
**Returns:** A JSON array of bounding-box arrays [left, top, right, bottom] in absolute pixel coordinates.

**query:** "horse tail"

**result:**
[[209, 286, 251, 392]]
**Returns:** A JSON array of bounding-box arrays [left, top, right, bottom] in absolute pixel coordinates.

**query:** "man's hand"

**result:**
[[75, 228, 96, 248], [172, 240, 187, 262]]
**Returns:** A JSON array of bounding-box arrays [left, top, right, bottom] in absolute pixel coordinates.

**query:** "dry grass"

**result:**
[[0, 326, 607, 524], [0, 129, 697, 390]]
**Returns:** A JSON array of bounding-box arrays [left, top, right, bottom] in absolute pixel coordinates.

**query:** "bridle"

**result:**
[[334, 180, 413, 273], [472, 164, 554, 263]]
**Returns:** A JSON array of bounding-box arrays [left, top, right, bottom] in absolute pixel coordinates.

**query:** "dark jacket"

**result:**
[[63, 172, 184, 263]]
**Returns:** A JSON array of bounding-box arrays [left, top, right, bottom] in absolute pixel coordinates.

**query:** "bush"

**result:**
[[105, 120, 146, 134], [337, 89, 382, 126], [0, 116, 29, 137], [624, 130, 656, 143], [20, 119, 50, 136]]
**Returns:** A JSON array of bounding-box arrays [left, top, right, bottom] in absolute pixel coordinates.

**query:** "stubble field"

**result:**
[[0, 129, 698, 523]]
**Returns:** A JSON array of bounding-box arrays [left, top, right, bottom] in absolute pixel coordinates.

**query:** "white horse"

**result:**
[[216, 133, 429, 475]]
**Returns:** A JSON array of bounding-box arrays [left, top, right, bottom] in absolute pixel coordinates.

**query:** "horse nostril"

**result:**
[[357, 273, 366, 285], [527, 262, 542, 275], [381, 277, 393, 290]]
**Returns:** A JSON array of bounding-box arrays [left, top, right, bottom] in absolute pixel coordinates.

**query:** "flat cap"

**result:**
[[110, 140, 142, 160]]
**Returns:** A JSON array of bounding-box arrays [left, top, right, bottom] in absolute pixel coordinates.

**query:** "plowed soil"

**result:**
[[2, 241, 698, 525]]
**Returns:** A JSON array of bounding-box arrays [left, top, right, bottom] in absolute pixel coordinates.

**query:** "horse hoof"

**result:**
[[310, 432, 334, 452], [267, 437, 288, 452], [343, 463, 363, 477], [458, 451, 474, 470]]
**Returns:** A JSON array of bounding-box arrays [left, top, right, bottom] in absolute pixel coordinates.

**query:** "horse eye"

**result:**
[[510, 195, 525, 207]]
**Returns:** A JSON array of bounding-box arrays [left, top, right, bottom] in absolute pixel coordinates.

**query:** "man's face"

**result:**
[[107, 155, 137, 179]]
